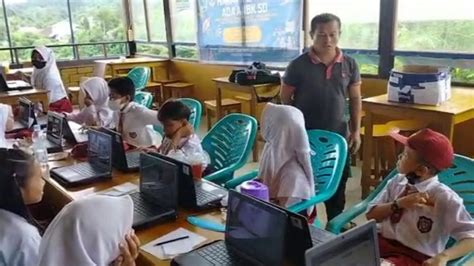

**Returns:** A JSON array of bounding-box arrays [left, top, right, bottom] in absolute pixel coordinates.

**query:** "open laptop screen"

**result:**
[[139, 153, 178, 210], [47, 112, 63, 142], [305, 221, 380, 266], [225, 190, 287, 265], [87, 129, 112, 170], [19, 98, 33, 126]]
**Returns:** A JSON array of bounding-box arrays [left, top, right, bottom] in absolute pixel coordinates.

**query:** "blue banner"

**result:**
[[197, 0, 302, 64]]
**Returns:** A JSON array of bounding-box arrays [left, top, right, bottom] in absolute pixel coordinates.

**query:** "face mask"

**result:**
[[32, 60, 46, 69], [108, 99, 123, 111]]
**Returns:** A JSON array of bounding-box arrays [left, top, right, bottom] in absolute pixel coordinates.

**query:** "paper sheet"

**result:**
[[141, 228, 207, 260], [98, 182, 138, 197]]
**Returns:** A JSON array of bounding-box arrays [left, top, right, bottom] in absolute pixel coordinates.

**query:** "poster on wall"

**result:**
[[197, 0, 302, 65]]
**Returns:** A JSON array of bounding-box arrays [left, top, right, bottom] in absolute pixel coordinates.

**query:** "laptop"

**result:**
[[130, 153, 178, 229], [50, 129, 112, 187], [0, 74, 32, 92], [305, 220, 380, 266], [44, 112, 64, 153], [172, 190, 288, 266], [62, 119, 88, 145], [13, 97, 47, 130], [149, 152, 227, 209], [100, 127, 140, 172]]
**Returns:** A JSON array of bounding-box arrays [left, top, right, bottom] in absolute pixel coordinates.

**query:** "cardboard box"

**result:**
[[388, 65, 451, 106]]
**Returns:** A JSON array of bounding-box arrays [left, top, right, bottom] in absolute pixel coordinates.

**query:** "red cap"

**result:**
[[390, 128, 454, 171]]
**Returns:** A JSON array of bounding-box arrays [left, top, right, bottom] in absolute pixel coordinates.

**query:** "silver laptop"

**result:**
[[305, 220, 380, 266]]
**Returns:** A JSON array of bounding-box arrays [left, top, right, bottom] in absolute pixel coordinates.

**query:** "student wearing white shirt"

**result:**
[[366, 129, 474, 266], [108, 77, 160, 147], [0, 104, 14, 147], [18, 46, 73, 113], [65, 77, 114, 128], [0, 148, 140, 266], [38, 195, 138, 266]]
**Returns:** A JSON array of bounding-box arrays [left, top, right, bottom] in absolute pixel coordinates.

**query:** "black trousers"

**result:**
[[324, 156, 351, 221]]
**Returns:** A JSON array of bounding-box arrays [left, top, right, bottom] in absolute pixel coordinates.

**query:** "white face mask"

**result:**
[[108, 99, 123, 111]]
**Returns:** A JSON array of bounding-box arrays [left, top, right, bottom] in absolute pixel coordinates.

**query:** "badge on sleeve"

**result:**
[[129, 132, 137, 139], [417, 216, 433, 233]]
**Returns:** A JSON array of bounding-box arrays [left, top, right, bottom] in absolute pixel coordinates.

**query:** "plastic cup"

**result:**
[[191, 163, 203, 180]]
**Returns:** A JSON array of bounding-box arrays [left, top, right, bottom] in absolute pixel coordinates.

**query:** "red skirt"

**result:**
[[49, 98, 73, 113], [378, 234, 431, 266]]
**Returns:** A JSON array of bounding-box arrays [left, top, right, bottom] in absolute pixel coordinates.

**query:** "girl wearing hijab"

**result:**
[[0, 104, 14, 147], [259, 103, 315, 209], [23, 46, 73, 113], [65, 77, 114, 128], [0, 148, 44, 266], [38, 195, 137, 266]]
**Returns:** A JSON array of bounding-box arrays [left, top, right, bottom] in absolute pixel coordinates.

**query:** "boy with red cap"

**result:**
[[366, 128, 474, 266]]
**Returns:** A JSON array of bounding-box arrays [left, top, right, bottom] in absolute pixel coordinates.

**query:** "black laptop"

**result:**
[[100, 127, 140, 172], [12, 97, 47, 130], [149, 152, 227, 209], [44, 112, 64, 153], [50, 129, 112, 187], [172, 190, 288, 266], [62, 119, 88, 145], [0, 74, 32, 92], [130, 153, 178, 229], [305, 220, 380, 266]]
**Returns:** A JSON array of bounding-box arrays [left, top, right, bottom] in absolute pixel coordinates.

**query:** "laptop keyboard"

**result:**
[[197, 241, 245, 265], [126, 152, 140, 168], [68, 163, 107, 177], [130, 192, 166, 217], [195, 188, 221, 206], [309, 225, 335, 245]]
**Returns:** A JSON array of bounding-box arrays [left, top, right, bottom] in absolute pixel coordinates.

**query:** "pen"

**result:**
[[154, 236, 189, 246]]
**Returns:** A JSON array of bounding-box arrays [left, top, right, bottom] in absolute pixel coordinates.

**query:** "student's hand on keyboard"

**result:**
[[113, 230, 141, 266]]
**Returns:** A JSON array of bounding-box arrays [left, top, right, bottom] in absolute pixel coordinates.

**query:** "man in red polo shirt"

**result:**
[[281, 13, 362, 221]]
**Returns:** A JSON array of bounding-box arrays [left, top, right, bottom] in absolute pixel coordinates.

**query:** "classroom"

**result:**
[[0, 0, 473, 265]]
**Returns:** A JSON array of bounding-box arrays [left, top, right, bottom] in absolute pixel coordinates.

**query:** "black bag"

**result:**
[[228, 62, 280, 86]]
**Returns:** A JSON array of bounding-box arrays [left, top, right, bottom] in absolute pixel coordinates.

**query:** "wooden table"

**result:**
[[95, 57, 170, 81], [6, 67, 34, 79], [0, 89, 49, 112], [42, 158, 224, 266], [361, 87, 474, 197]]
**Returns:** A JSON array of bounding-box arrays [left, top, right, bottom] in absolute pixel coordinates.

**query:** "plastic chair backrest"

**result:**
[[177, 98, 202, 131], [202, 114, 257, 181], [134, 91, 153, 108], [127, 67, 150, 91], [307, 130, 348, 195]]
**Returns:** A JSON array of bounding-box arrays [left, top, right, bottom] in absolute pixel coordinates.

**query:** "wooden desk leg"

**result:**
[[216, 85, 223, 119], [440, 116, 455, 141], [42, 96, 49, 112], [361, 111, 374, 198], [250, 92, 258, 162]]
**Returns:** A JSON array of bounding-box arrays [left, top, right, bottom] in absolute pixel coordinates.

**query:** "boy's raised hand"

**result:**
[[398, 192, 432, 209]]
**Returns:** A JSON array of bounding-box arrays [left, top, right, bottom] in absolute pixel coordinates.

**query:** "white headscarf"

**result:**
[[0, 104, 12, 147], [38, 195, 134, 266], [31, 46, 68, 103], [81, 77, 114, 128], [259, 103, 315, 203]]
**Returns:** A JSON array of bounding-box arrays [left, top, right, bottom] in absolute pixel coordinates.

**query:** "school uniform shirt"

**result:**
[[114, 102, 160, 147], [31, 46, 68, 104], [368, 174, 474, 257], [159, 134, 207, 166], [0, 104, 13, 147], [0, 209, 41, 266]]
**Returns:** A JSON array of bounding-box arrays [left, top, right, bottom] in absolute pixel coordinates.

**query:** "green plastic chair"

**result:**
[[202, 113, 257, 185], [326, 154, 474, 266], [134, 91, 153, 108], [225, 129, 348, 215], [153, 98, 202, 136], [127, 67, 150, 91]]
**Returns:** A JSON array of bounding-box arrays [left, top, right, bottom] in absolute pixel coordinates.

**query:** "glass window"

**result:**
[[70, 0, 126, 44], [170, 0, 196, 42], [5, 0, 71, 47], [78, 44, 104, 59], [131, 0, 148, 41], [137, 43, 168, 57], [106, 43, 128, 57], [51, 46, 74, 60], [306, 0, 379, 49], [148, 0, 167, 41], [396, 0, 474, 53], [0, 5, 8, 48], [175, 45, 198, 59]]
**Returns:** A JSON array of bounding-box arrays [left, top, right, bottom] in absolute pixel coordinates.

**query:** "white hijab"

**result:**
[[259, 103, 315, 203], [81, 77, 114, 128], [0, 104, 12, 147], [38, 195, 134, 266], [31, 46, 67, 103]]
